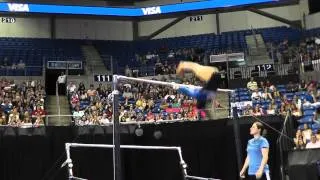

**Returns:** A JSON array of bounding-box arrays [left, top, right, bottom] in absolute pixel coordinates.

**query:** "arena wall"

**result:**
[[0, 0, 309, 40], [55, 18, 133, 40], [220, 2, 308, 32], [305, 12, 320, 29], [138, 14, 217, 39], [0, 17, 133, 40], [0, 17, 50, 38], [137, 0, 309, 38]]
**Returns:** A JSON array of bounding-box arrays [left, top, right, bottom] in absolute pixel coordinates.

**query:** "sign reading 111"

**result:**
[[94, 75, 113, 82]]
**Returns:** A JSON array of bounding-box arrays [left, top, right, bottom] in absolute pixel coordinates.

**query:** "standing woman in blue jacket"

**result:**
[[240, 121, 271, 180]]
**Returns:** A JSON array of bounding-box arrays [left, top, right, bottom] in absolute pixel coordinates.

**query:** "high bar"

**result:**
[[114, 75, 234, 92], [66, 143, 181, 151]]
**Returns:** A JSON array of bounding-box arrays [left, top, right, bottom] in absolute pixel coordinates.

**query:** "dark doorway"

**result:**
[[46, 69, 65, 95]]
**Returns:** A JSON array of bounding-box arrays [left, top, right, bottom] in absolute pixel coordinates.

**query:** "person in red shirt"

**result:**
[[31, 105, 47, 125], [146, 110, 155, 121]]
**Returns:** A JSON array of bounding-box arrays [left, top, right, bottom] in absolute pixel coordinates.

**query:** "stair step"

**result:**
[[46, 95, 71, 126], [82, 45, 107, 76]]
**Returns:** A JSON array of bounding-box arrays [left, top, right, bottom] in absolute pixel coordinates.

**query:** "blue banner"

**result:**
[[1, 0, 278, 17]]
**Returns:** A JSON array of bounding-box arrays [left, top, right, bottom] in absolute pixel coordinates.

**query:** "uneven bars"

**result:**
[[67, 143, 181, 151], [64, 143, 221, 180], [114, 75, 234, 93]]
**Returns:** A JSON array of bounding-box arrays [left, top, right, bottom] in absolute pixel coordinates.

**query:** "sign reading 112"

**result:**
[[94, 75, 113, 82], [255, 64, 274, 71]]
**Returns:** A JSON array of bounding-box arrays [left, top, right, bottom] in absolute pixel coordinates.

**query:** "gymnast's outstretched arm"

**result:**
[[176, 61, 219, 82]]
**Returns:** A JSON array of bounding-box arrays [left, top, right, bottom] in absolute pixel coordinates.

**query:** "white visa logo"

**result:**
[[7, 3, 29, 12], [141, 6, 161, 15]]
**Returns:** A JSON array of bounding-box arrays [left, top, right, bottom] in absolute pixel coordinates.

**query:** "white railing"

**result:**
[[55, 81, 61, 122]]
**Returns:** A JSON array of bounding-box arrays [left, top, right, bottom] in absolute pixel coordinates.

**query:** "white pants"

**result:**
[[265, 170, 271, 180]]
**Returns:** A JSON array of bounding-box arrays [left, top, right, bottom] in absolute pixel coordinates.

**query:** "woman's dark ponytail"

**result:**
[[262, 129, 267, 137]]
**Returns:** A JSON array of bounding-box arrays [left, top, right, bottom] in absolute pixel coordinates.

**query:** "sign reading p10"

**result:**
[[0, 0, 278, 17]]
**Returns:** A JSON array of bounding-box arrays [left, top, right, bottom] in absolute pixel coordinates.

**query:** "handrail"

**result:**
[[251, 25, 259, 48], [56, 81, 61, 123]]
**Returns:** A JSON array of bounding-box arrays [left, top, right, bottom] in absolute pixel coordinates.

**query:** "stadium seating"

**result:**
[[0, 38, 84, 76], [0, 26, 319, 76]]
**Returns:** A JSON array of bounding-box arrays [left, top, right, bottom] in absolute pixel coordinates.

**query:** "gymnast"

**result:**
[[174, 61, 221, 110]]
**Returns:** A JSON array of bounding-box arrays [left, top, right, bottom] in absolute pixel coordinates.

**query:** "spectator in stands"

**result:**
[[87, 84, 97, 100], [269, 99, 278, 109], [243, 104, 253, 116], [125, 65, 132, 77], [287, 81, 298, 92], [17, 60, 25, 69], [252, 105, 264, 116], [31, 105, 46, 125], [279, 104, 287, 116], [316, 89, 320, 102], [73, 106, 84, 124], [294, 135, 306, 150], [299, 80, 308, 91], [247, 77, 258, 92], [78, 82, 85, 92], [1, 99, 13, 115], [259, 81, 266, 90], [266, 105, 276, 115], [261, 88, 272, 100], [305, 89, 316, 104], [155, 59, 163, 75], [271, 88, 282, 100], [251, 89, 262, 101], [294, 129, 304, 144], [22, 111, 31, 124], [302, 123, 312, 143], [0, 111, 6, 125], [307, 80, 317, 92], [146, 110, 155, 121], [265, 80, 272, 89], [292, 95, 302, 110], [8, 107, 20, 126], [57, 72, 67, 95], [291, 104, 301, 117], [67, 82, 77, 95], [314, 108, 320, 124], [3, 57, 9, 67], [306, 133, 320, 149]]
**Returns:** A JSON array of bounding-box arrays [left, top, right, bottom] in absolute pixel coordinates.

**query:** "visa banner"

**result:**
[[0, 0, 278, 17]]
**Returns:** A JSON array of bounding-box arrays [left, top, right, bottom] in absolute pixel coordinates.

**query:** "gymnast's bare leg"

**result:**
[[175, 61, 221, 119], [176, 61, 219, 82]]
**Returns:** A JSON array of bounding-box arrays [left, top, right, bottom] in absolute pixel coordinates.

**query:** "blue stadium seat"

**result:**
[[298, 116, 314, 124]]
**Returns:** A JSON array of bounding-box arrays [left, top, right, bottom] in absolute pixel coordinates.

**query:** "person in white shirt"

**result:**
[[306, 134, 320, 149], [57, 72, 67, 95], [67, 82, 77, 95], [73, 106, 84, 123], [251, 89, 262, 100]]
